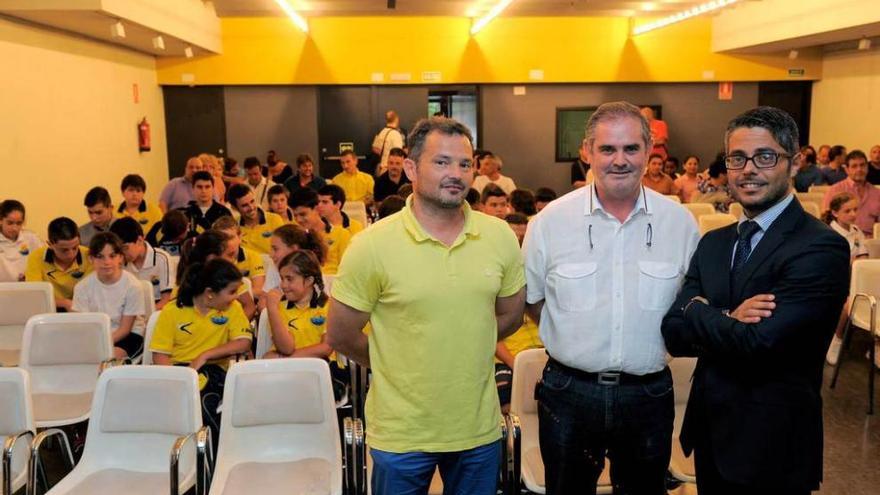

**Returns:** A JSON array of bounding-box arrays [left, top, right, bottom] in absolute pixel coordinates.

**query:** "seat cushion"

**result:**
[[221, 458, 333, 495], [32, 392, 92, 423], [62, 469, 168, 495]]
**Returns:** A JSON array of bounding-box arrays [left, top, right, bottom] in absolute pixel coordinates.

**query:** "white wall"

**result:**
[[0, 17, 168, 237], [811, 49, 880, 150]]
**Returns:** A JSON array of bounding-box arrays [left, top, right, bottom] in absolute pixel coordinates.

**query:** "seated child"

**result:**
[[0, 200, 43, 282], [25, 217, 92, 311], [212, 216, 266, 300], [146, 209, 193, 258], [267, 184, 296, 223], [265, 224, 326, 292], [110, 217, 174, 310], [116, 174, 163, 234]]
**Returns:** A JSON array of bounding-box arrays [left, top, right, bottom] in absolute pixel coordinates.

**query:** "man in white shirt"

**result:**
[[243, 156, 274, 210], [472, 153, 517, 194], [523, 101, 699, 494], [372, 110, 406, 176]]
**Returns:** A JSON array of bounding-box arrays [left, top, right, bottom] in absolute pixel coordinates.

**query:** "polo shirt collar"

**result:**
[[237, 247, 246, 263], [584, 183, 651, 220], [142, 243, 157, 269], [117, 201, 147, 213], [401, 195, 479, 244], [45, 247, 83, 266], [239, 208, 267, 226]]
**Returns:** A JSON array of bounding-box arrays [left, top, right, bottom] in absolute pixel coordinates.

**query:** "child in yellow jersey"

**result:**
[[25, 216, 92, 311], [264, 250, 331, 359], [116, 174, 163, 235], [288, 188, 350, 275], [227, 183, 286, 255], [212, 216, 266, 301], [264, 224, 326, 293], [267, 184, 297, 223], [494, 314, 543, 413], [150, 258, 252, 439]]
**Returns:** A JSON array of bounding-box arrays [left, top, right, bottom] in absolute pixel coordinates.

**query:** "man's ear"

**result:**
[[403, 158, 417, 182]]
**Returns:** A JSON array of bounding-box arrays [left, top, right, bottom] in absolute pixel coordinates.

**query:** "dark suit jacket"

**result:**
[[661, 198, 850, 491]]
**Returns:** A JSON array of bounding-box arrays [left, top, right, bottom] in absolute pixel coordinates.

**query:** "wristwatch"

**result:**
[[683, 296, 709, 316]]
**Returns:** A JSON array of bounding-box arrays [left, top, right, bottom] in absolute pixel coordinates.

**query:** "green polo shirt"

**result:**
[[332, 197, 525, 453]]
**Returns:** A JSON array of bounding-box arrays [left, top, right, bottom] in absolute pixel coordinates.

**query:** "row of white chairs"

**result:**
[[3, 358, 344, 495]]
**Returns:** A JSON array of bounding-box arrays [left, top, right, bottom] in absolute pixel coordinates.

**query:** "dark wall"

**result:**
[[163, 86, 227, 178], [480, 83, 760, 196]]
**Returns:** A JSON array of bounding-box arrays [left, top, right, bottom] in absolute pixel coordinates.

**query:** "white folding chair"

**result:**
[[507, 349, 612, 494], [255, 309, 272, 360], [830, 259, 880, 414], [808, 185, 830, 194], [663, 195, 681, 204], [801, 201, 821, 218], [796, 192, 825, 208], [698, 213, 737, 236], [139, 279, 156, 325], [208, 359, 343, 495], [668, 357, 698, 483], [141, 312, 162, 366], [37, 366, 209, 495], [728, 202, 744, 219], [1, 368, 36, 495], [873, 223, 880, 240], [19, 313, 113, 429], [342, 201, 369, 228], [0, 282, 54, 367], [865, 239, 880, 259], [683, 203, 716, 223]]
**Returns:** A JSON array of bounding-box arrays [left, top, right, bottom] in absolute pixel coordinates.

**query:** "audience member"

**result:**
[[662, 106, 849, 495], [289, 187, 350, 275], [159, 157, 204, 212], [110, 217, 173, 309], [642, 153, 678, 195], [266, 150, 294, 184], [793, 148, 824, 192], [472, 153, 517, 194], [264, 223, 326, 292], [25, 217, 92, 311], [333, 150, 375, 203], [481, 184, 509, 219], [373, 148, 411, 202], [212, 215, 266, 300], [822, 150, 880, 236], [509, 189, 537, 217], [372, 110, 406, 176], [266, 184, 295, 222], [201, 153, 226, 204], [242, 156, 274, 210], [534, 187, 557, 212], [73, 232, 145, 360], [504, 212, 528, 245], [397, 183, 414, 199], [182, 171, 232, 234], [146, 209, 192, 258], [377, 195, 406, 219], [641, 106, 669, 160], [675, 155, 702, 202], [222, 156, 245, 187], [0, 200, 43, 282], [821, 145, 848, 185], [318, 184, 364, 236], [866, 145, 880, 185], [663, 156, 680, 179], [116, 174, 162, 234], [227, 183, 285, 255], [328, 117, 525, 494], [694, 159, 732, 212], [570, 145, 590, 188], [816, 144, 831, 166], [284, 153, 327, 195], [79, 186, 116, 246]]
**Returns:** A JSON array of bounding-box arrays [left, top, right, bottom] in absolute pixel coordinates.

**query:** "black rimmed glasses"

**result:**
[[724, 152, 791, 170]]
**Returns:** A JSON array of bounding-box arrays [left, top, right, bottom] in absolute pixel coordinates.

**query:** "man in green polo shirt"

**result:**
[[328, 117, 526, 495]]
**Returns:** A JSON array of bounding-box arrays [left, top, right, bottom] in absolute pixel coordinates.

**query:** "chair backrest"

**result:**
[[698, 213, 737, 235], [141, 311, 162, 365], [0, 368, 34, 488], [139, 279, 156, 334], [342, 201, 369, 227], [663, 195, 681, 203], [865, 239, 880, 259], [808, 185, 830, 194], [874, 223, 880, 241], [215, 359, 341, 489], [0, 282, 54, 326], [683, 203, 715, 221], [255, 308, 272, 359], [669, 357, 697, 436], [796, 192, 825, 207], [509, 349, 548, 461], [801, 201, 821, 218], [728, 202, 743, 219], [850, 259, 880, 298], [19, 313, 113, 394], [78, 366, 202, 473]]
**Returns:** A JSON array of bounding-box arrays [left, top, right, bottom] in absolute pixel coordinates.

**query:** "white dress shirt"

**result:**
[[524, 184, 699, 374]]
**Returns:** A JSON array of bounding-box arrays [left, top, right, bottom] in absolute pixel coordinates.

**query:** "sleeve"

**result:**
[[335, 228, 352, 258], [71, 281, 89, 312], [497, 226, 526, 298], [366, 174, 375, 192], [123, 278, 145, 316], [24, 250, 43, 282], [389, 130, 404, 150], [822, 188, 832, 211], [249, 252, 266, 278], [157, 252, 173, 293], [371, 130, 383, 150], [226, 302, 253, 341], [149, 307, 176, 354], [331, 233, 382, 313], [158, 181, 174, 206], [522, 216, 547, 304]]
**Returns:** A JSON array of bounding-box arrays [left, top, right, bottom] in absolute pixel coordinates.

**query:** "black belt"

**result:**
[[547, 355, 668, 386]]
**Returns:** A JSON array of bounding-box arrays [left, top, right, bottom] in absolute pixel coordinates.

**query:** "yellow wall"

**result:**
[[157, 16, 822, 85], [0, 17, 168, 237], [811, 49, 880, 150]]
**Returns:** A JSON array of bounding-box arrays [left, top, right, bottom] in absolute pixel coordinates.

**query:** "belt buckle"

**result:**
[[597, 372, 620, 385]]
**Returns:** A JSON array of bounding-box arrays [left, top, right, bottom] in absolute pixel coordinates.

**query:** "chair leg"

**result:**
[[869, 339, 876, 415], [830, 318, 854, 388]]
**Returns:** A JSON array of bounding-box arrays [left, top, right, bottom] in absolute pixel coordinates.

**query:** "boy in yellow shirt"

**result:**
[[227, 183, 285, 256], [116, 174, 163, 234], [25, 216, 92, 311], [317, 184, 365, 236], [331, 150, 374, 203]]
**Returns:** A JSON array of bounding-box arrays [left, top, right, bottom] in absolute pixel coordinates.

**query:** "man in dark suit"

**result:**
[[661, 106, 850, 495]]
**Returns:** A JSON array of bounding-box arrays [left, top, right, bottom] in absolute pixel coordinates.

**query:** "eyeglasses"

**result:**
[[724, 152, 791, 170]]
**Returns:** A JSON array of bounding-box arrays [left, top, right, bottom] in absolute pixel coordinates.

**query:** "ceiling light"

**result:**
[[632, 0, 739, 36], [858, 38, 872, 50], [184, 46, 194, 58], [111, 21, 126, 39], [788, 49, 798, 60], [470, 0, 515, 36], [274, 0, 309, 33], [152, 36, 165, 51]]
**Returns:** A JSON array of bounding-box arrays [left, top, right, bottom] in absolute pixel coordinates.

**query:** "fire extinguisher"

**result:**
[[138, 117, 151, 152]]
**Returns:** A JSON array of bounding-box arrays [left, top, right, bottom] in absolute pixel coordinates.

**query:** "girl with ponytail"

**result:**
[[263, 223, 326, 292]]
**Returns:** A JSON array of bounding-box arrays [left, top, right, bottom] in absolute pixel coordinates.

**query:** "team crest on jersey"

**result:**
[[71, 270, 84, 279], [211, 315, 229, 325], [310, 315, 326, 326], [139, 218, 149, 225], [261, 231, 272, 238], [18, 245, 29, 255]]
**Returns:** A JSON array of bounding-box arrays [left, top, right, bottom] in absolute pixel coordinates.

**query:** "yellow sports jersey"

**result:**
[[235, 247, 266, 280], [150, 300, 252, 367], [24, 246, 92, 302], [346, 217, 365, 237], [116, 201, 163, 235], [240, 209, 285, 256], [321, 224, 352, 275], [499, 315, 543, 362], [270, 301, 328, 353], [332, 171, 375, 203]]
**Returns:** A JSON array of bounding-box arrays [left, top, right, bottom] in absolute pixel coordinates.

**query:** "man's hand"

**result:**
[[730, 294, 776, 324], [189, 353, 208, 371]]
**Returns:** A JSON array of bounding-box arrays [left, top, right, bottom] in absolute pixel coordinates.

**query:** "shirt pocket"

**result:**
[[549, 262, 598, 312], [637, 261, 680, 311]]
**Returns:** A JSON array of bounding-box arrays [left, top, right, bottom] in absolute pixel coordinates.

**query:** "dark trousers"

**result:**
[[694, 441, 810, 495], [537, 360, 673, 495]]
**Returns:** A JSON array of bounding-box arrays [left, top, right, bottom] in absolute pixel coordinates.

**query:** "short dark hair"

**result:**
[[226, 183, 252, 207], [109, 216, 144, 243], [120, 174, 146, 192], [378, 195, 406, 219], [725, 106, 800, 157], [243, 156, 261, 170], [83, 187, 111, 208], [318, 184, 346, 207], [223, 157, 238, 174], [191, 171, 214, 185], [846, 149, 868, 164], [161, 210, 189, 240], [397, 183, 413, 198], [465, 188, 480, 207], [340, 149, 357, 160], [830, 145, 847, 162], [177, 258, 242, 308], [88, 232, 124, 257], [273, 224, 326, 264], [267, 184, 289, 200], [481, 183, 507, 203], [407, 117, 474, 164], [47, 217, 79, 243], [296, 154, 314, 167], [388, 147, 406, 158], [534, 187, 557, 204], [708, 160, 727, 178], [289, 188, 319, 209], [665, 156, 680, 167], [0, 199, 25, 220], [504, 213, 529, 225], [509, 189, 537, 216]]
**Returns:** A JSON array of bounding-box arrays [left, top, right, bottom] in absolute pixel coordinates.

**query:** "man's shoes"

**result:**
[[826, 335, 843, 366]]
